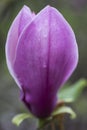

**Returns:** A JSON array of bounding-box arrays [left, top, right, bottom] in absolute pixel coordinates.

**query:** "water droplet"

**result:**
[[43, 63, 47, 68]]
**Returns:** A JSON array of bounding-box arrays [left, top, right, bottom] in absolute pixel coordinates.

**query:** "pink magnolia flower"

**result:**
[[5, 5, 78, 118]]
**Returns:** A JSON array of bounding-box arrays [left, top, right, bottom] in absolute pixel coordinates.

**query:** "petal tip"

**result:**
[[21, 5, 32, 14], [22, 5, 29, 10]]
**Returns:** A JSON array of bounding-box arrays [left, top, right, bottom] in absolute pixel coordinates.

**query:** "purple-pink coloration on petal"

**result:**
[[5, 5, 78, 118], [6, 5, 35, 87]]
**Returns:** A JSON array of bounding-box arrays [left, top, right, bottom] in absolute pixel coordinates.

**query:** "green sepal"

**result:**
[[52, 106, 76, 119], [58, 79, 87, 103], [12, 113, 34, 126]]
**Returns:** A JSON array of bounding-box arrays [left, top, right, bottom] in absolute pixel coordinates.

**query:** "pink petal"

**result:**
[[5, 5, 34, 87]]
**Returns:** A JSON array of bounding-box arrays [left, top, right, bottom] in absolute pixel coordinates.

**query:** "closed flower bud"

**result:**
[[5, 5, 78, 118]]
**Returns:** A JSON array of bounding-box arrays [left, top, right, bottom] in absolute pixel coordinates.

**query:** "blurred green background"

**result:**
[[0, 0, 87, 130]]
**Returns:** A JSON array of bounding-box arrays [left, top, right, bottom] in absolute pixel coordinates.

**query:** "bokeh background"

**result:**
[[0, 0, 87, 130]]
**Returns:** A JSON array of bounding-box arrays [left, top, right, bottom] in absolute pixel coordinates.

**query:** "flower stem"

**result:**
[[37, 115, 64, 130], [57, 114, 64, 130], [51, 121, 55, 130]]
